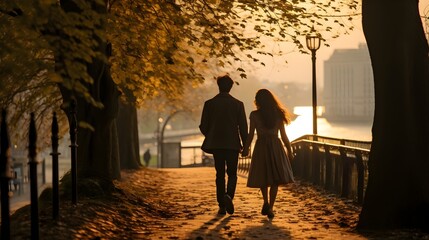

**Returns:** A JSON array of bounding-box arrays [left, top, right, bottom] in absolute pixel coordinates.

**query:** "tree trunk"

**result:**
[[74, 61, 120, 182], [58, 0, 121, 185], [111, 120, 121, 180], [358, 0, 429, 230], [117, 100, 142, 169]]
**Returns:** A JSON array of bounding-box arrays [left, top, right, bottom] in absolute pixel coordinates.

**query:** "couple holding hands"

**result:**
[[199, 75, 295, 219]]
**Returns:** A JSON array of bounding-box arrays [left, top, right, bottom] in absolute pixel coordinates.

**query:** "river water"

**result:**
[[286, 106, 372, 142]]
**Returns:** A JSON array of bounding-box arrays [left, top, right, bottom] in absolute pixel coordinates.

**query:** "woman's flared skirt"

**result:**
[[247, 137, 294, 188]]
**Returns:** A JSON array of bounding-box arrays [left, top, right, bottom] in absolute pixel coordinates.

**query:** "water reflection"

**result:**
[[286, 106, 372, 141]]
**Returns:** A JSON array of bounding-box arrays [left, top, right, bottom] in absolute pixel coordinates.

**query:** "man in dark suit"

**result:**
[[199, 75, 248, 215]]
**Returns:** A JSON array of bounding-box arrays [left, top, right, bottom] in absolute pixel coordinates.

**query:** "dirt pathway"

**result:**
[[11, 167, 429, 239], [137, 167, 365, 240]]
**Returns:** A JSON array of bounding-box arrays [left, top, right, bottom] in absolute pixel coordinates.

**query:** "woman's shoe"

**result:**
[[218, 207, 226, 215], [261, 203, 270, 215], [267, 208, 275, 219]]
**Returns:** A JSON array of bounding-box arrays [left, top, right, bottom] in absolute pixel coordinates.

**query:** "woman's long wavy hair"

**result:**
[[254, 89, 291, 129]]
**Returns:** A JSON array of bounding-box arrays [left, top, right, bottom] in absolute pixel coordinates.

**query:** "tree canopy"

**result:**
[[108, 0, 359, 104], [1, 0, 358, 110], [0, 0, 358, 172]]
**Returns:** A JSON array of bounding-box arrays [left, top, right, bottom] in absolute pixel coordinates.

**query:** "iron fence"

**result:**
[[0, 108, 77, 239], [291, 138, 370, 204], [236, 134, 371, 204]]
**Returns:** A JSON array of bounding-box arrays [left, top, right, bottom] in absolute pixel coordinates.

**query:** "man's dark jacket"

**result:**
[[199, 92, 248, 153]]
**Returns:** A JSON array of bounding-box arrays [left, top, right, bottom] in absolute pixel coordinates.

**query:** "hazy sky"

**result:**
[[244, 1, 429, 88]]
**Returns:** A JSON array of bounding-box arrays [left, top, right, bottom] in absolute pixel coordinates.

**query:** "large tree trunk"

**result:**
[[59, 0, 121, 185], [358, 0, 429, 230], [74, 61, 120, 182], [111, 120, 121, 180], [117, 100, 142, 169]]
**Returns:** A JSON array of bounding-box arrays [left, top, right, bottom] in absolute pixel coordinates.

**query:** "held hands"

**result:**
[[241, 147, 250, 157]]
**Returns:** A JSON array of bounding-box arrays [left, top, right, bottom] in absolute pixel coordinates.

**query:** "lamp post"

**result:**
[[306, 33, 321, 135], [157, 117, 163, 168]]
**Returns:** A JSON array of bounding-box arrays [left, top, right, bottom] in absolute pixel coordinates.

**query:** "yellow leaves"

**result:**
[[105, 0, 359, 110], [39, 0, 57, 6], [218, 60, 225, 67], [186, 57, 194, 64], [127, 55, 136, 64], [48, 73, 62, 84], [78, 121, 95, 131]]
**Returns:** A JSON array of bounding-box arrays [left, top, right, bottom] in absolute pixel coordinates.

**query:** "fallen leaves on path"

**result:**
[[9, 167, 429, 240]]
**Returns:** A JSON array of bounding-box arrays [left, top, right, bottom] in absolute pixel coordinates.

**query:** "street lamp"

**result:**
[[157, 117, 163, 168], [306, 32, 321, 135]]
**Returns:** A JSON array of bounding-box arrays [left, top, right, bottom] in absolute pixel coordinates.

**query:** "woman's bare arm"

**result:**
[[279, 122, 294, 159]]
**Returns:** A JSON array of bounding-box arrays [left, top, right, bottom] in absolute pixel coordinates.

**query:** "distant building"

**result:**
[[323, 43, 374, 122]]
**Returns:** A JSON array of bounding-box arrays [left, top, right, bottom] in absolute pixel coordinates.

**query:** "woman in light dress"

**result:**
[[242, 89, 294, 219]]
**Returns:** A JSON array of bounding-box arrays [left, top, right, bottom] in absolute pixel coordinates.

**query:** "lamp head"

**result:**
[[306, 33, 321, 51]]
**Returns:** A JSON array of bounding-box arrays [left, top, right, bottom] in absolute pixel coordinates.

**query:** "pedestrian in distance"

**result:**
[[199, 75, 248, 215], [143, 149, 151, 167], [241, 89, 295, 219]]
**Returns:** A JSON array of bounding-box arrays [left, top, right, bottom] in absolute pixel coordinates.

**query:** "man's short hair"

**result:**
[[217, 75, 234, 92]]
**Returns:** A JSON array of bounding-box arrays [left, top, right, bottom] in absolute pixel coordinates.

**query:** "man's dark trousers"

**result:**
[[213, 149, 239, 208]]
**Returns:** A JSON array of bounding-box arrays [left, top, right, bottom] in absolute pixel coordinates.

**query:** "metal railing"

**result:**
[[238, 155, 251, 174], [180, 146, 215, 167], [293, 134, 371, 150], [291, 135, 370, 204], [1, 108, 77, 239], [237, 134, 371, 204], [180, 146, 251, 170]]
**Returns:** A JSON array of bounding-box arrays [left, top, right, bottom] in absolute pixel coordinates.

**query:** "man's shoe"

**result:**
[[261, 203, 270, 215], [218, 207, 226, 215], [223, 194, 234, 214]]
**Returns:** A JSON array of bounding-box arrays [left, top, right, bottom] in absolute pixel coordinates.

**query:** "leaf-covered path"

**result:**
[[137, 167, 364, 239], [10, 167, 429, 239]]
